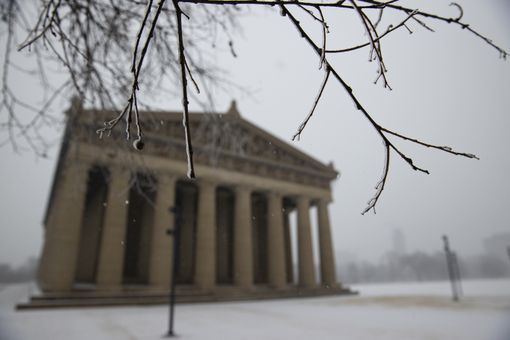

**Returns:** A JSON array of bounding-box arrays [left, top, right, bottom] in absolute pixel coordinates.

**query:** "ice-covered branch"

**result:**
[[4, 0, 508, 212]]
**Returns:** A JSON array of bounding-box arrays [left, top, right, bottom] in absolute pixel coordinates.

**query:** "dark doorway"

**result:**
[[252, 192, 268, 284], [122, 174, 156, 284], [216, 187, 234, 284], [174, 180, 198, 284], [75, 166, 109, 284]]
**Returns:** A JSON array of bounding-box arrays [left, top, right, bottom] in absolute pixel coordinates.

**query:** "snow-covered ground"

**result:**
[[1, 279, 509, 340]]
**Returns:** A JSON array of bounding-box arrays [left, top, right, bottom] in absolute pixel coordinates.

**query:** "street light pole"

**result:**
[[166, 206, 181, 337], [442, 235, 460, 302]]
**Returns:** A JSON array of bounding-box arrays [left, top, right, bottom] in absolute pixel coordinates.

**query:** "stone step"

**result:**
[[17, 286, 356, 310]]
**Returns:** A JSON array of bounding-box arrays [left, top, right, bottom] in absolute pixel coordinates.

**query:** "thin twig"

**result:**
[[279, 4, 480, 214], [173, 0, 195, 178], [292, 67, 330, 141], [326, 9, 418, 53]]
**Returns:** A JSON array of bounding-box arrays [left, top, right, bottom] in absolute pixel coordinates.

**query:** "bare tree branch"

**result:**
[[172, 0, 195, 178], [292, 67, 330, 141], [2, 0, 508, 213]]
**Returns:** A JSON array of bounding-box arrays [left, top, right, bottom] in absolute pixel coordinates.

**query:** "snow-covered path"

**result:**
[[1, 280, 509, 340]]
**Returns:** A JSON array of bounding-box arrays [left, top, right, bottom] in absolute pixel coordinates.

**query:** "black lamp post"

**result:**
[[442, 235, 462, 301], [166, 206, 181, 337]]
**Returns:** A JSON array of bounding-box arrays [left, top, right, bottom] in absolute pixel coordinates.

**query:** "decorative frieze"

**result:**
[[72, 107, 337, 189]]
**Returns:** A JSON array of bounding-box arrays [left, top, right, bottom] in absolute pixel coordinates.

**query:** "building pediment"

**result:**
[[72, 101, 338, 188]]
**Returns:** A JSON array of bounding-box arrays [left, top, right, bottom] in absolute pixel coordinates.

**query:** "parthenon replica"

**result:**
[[23, 98, 351, 308]]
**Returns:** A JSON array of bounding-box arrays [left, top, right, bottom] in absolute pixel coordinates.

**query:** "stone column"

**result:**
[[297, 196, 316, 288], [267, 192, 286, 289], [38, 161, 89, 292], [283, 205, 294, 284], [96, 166, 131, 289], [233, 185, 253, 289], [317, 199, 337, 287], [149, 174, 177, 289], [194, 180, 217, 290]]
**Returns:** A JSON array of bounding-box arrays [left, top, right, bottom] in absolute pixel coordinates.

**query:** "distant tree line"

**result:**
[[2, 251, 508, 285], [337, 251, 510, 284], [0, 257, 37, 283]]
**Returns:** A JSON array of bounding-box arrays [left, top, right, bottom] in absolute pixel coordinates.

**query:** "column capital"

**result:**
[[234, 184, 253, 194], [296, 195, 311, 207], [196, 178, 218, 189], [61, 160, 90, 187], [109, 164, 132, 177], [156, 172, 178, 185], [313, 197, 332, 206], [61, 160, 91, 199], [106, 166, 132, 200], [64, 158, 90, 169], [267, 190, 283, 199]]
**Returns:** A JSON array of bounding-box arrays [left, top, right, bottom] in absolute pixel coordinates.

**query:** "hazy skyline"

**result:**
[[1, 0, 509, 269]]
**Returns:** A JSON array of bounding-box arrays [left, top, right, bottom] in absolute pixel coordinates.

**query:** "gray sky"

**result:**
[[1, 0, 509, 267]]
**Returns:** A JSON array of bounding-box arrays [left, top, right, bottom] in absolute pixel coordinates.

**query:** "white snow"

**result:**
[[1, 279, 509, 340]]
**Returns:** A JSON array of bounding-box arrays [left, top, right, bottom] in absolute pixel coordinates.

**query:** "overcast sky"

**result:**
[[1, 0, 509, 268]]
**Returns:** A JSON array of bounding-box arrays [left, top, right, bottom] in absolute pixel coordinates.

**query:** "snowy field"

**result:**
[[1, 279, 509, 340]]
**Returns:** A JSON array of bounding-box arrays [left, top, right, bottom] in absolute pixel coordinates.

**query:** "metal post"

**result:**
[[442, 235, 459, 302], [166, 206, 181, 337], [450, 251, 463, 297]]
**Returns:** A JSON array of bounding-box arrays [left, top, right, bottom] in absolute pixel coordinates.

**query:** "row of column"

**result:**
[[176, 178, 338, 290], [38, 162, 337, 292], [227, 187, 336, 290], [39, 164, 173, 291]]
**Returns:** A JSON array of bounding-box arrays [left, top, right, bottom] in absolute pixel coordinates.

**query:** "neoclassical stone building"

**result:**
[[26, 99, 351, 308]]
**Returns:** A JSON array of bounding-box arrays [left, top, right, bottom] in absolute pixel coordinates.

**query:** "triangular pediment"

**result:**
[[72, 102, 338, 187]]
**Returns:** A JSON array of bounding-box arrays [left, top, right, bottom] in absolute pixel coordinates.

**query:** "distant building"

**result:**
[[23, 99, 352, 308], [483, 232, 510, 261], [392, 228, 406, 256]]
